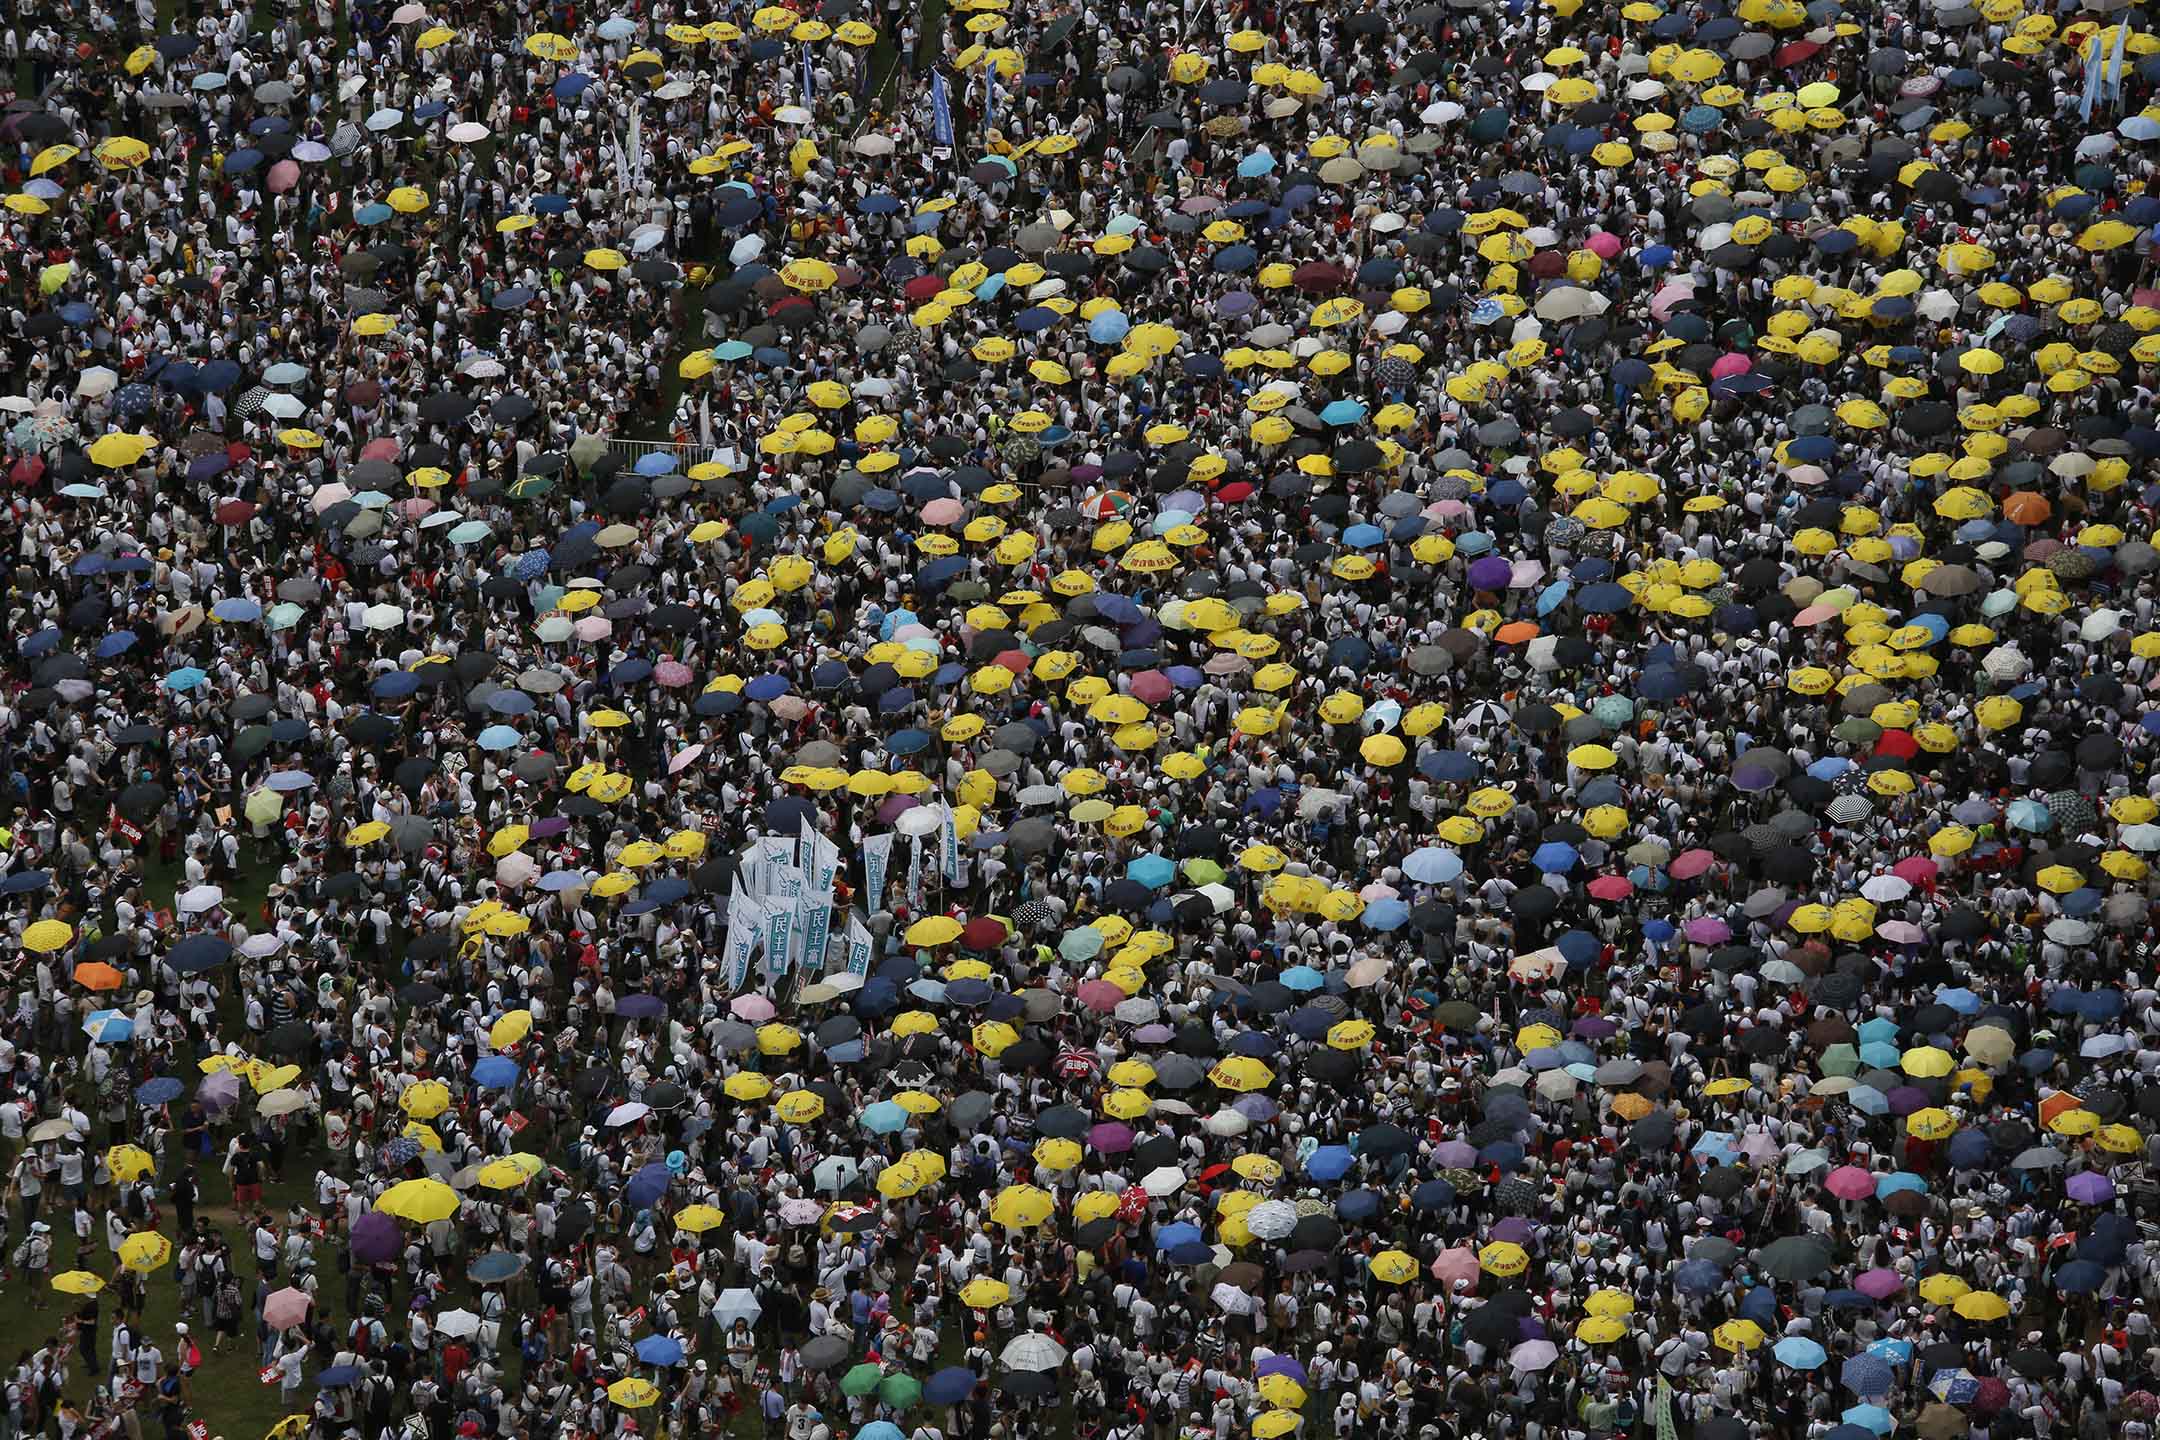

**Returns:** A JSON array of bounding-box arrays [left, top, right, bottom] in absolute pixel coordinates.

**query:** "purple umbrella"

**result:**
[[1232, 1095, 1280, 1122], [1490, 1217, 1533, 1243], [1683, 917, 1732, 944], [2066, 1171, 2116, 1205], [197, 1071, 243, 1112], [1088, 1122, 1135, 1153], [1255, 1356, 1309, 1384], [1885, 1086, 1931, 1116], [877, 794, 921, 823], [1433, 1140, 1479, 1167], [1131, 1024, 1175, 1044], [350, 1211, 402, 1265], [1571, 1017, 1617, 1039], [1468, 556, 1513, 590]]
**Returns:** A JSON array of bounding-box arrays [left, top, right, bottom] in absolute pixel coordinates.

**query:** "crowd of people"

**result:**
[[4, 0, 2160, 1438]]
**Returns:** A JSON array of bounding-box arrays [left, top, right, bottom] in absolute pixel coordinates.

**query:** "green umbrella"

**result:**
[[1821, 1043, 1862, 1077], [879, 1375, 923, 1409], [1181, 858, 1226, 885], [840, 1364, 885, 1398]]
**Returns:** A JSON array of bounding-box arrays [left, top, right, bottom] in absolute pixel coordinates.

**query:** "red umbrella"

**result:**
[[1586, 875, 1634, 901], [1668, 848, 1718, 880], [1875, 730, 1919, 759], [1128, 670, 1173, 703], [960, 916, 1009, 949]]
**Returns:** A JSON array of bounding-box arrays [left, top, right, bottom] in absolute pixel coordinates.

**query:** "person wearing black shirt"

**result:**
[[171, 1167, 197, 1238]]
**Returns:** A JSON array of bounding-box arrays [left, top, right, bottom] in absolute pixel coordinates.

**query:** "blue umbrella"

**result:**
[[83, 1010, 134, 1043], [1237, 150, 1277, 177], [1279, 965, 1324, 991], [477, 725, 522, 751], [1364, 898, 1409, 931], [1127, 855, 1176, 889], [1305, 1144, 1355, 1180], [1839, 1354, 1893, 1395], [163, 666, 208, 691], [634, 1334, 685, 1366], [473, 1056, 520, 1088], [859, 1101, 908, 1134], [1319, 399, 1367, 426], [1088, 311, 1130, 344], [210, 597, 262, 622], [136, 1075, 186, 1106], [1532, 841, 1579, 873], [1341, 523, 1385, 548], [1402, 847, 1463, 883], [1155, 1222, 1204, 1250], [1774, 1337, 1826, 1370], [1841, 1406, 1894, 1437]]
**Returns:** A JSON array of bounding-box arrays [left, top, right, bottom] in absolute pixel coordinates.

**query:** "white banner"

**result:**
[[940, 805, 961, 885], [846, 914, 875, 977], [907, 832, 924, 911], [725, 893, 767, 992], [767, 865, 803, 981], [862, 833, 895, 914]]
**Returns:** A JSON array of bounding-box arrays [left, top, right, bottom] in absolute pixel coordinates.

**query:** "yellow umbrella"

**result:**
[[1479, 1241, 1530, 1276], [609, 1379, 662, 1408], [989, 1184, 1056, 1228], [775, 1090, 826, 1124], [376, 1179, 461, 1224], [1369, 1250, 1419, 1283], [118, 1232, 173, 1272]]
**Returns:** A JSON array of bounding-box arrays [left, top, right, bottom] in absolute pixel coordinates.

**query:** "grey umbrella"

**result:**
[[950, 1091, 996, 1131]]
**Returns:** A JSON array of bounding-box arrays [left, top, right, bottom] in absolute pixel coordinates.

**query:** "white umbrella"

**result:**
[[852, 134, 896, 155], [713, 1289, 762, 1331], [1141, 1165, 1186, 1197], [773, 105, 812, 124], [448, 121, 491, 144], [1511, 1340, 1560, 1372], [178, 884, 224, 913], [1859, 875, 1911, 903], [434, 1309, 482, 1338], [605, 1101, 651, 1127], [1203, 1108, 1247, 1136], [1001, 1333, 1067, 1371], [1244, 1201, 1298, 1240], [1980, 644, 2028, 681], [361, 603, 406, 630], [813, 1156, 860, 1192], [1210, 1283, 1256, 1315]]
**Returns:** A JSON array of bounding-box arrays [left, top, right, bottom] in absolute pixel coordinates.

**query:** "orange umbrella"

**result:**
[[1494, 620, 1541, 645], [72, 962, 124, 991], [2001, 491, 2051, 526], [2038, 1091, 2085, 1132]]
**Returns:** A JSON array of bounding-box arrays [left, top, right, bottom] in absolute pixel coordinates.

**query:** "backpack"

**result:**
[[216, 1278, 241, 1322]]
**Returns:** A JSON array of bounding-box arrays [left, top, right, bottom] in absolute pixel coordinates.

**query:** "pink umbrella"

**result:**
[[1077, 981, 1126, 1012], [1890, 856, 1939, 884], [1668, 848, 1717, 880], [1854, 1268, 1905, 1299], [1430, 1247, 1481, 1287], [1683, 916, 1731, 944], [922, 497, 964, 525], [267, 158, 301, 193], [1586, 875, 1634, 901], [1877, 920, 1926, 945], [1794, 604, 1839, 627], [731, 995, 776, 1022], [573, 616, 612, 641], [360, 438, 401, 461], [1824, 1165, 1877, 1200], [668, 744, 705, 773], [1709, 353, 1753, 380], [263, 1287, 313, 1330], [1649, 279, 1697, 321], [1585, 231, 1624, 259], [654, 659, 694, 687], [398, 498, 436, 521], [1128, 670, 1173, 703]]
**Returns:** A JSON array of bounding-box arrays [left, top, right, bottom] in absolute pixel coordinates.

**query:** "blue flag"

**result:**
[[931, 71, 954, 149], [803, 44, 815, 102]]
